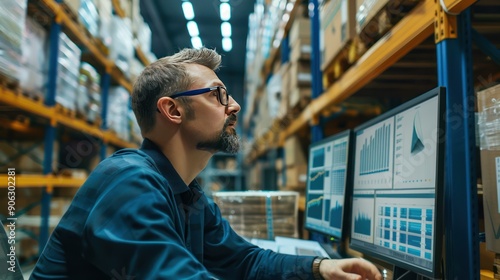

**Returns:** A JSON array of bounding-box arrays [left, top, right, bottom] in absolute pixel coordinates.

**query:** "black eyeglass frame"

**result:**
[[156, 86, 230, 113], [171, 86, 229, 106]]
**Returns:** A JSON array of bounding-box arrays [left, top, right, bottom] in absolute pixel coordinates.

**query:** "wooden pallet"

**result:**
[[322, 37, 367, 89], [55, 104, 76, 118], [75, 111, 102, 128], [0, 73, 20, 91], [358, 0, 422, 47], [19, 90, 45, 105]]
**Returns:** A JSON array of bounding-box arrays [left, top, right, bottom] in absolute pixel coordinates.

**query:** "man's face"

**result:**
[[196, 113, 240, 154], [180, 64, 241, 154]]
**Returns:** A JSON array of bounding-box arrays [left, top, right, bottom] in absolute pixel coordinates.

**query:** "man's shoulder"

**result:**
[[94, 149, 158, 176]]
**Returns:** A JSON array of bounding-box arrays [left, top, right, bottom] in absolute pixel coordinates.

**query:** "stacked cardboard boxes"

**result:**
[[477, 84, 500, 254], [277, 136, 308, 193], [320, 0, 357, 71], [282, 17, 312, 114], [213, 191, 299, 239]]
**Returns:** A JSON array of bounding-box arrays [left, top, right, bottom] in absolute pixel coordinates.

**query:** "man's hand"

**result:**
[[319, 258, 383, 280]]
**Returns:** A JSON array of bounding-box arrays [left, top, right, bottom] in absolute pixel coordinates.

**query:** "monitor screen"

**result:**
[[304, 130, 352, 240], [350, 87, 445, 277]]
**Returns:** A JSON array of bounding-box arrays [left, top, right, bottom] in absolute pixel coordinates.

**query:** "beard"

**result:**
[[196, 114, 240, 154]]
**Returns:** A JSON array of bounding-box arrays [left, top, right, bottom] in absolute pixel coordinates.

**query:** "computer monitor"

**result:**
[[349, 87, 445, 278], [304, 130, 352, 241]]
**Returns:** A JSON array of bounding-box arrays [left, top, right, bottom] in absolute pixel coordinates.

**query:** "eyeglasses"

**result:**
[[170, 86, 230, 106]]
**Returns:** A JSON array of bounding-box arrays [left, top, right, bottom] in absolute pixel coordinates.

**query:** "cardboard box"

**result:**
[[320, 0, 357, 70], [290, 38, 311, 63], [279, 63, 291, 118], [355, 0, 390, 34], [477, 84, 500, 253], [280, 63, 291, 94], [289, 88, 312, 110], [284, 136, 307, 167], [289, 17, 311, 46], [285, 164, 308, 189], [289, 61, 312, 88]]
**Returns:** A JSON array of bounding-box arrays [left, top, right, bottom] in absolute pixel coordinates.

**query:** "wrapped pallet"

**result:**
[[477, 84, 500, 253], [213, 191, 299, 240], [0, 0, 27, 81]]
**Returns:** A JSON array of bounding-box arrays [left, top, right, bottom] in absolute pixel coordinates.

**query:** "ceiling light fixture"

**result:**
[[191, 36, 203, 49], [187, 21, 199, 37], [182, 1, 195, 20], [220, 3, 231, 21], [221, 22, 232, 37], [222, 37, 232, 52]]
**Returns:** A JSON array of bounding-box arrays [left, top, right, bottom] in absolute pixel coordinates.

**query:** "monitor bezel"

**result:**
[[349, 86, 445, 278], [304, 129, 354, 242]]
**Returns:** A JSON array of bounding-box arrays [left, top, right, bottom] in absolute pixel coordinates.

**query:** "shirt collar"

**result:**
[[140, 138, 202, 199]]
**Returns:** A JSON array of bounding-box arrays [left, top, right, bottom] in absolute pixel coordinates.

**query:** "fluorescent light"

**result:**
[[191, 36, 203, 49], [222, 37, 232, 52], [220, 3, 231, 21], [221, 22, 231, 37], [182, 2, 195, 20], [187, 21, 199, 37]]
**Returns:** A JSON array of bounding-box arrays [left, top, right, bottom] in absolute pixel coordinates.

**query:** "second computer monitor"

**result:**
[[304, 130, 352, 240], [350, 87, 445, 278]]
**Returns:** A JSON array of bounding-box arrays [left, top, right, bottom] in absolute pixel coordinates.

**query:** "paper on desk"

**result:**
[[250, 238, 279, 252], [275, 236, 330, 258]]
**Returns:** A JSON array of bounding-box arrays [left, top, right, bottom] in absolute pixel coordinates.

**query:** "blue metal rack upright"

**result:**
[[302, 0, 492, 278], [39, 10, 63, 252], [100, 72, 111, 160], [309, 0, 323, 144], [436, 8, 479, 279]]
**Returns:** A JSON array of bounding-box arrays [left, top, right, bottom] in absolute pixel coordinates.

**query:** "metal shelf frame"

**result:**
[[437, 8, 480, 279], [245, 0, 492, 277], [304, 0, 483, 278], [0, 0, 140, 254]]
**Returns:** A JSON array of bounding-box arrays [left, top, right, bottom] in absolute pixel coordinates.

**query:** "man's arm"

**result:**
[[82, 169, 215, 279], [202, 198, 317, 279]]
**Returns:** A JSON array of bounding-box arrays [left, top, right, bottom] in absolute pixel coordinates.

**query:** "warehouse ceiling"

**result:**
[[140, 0, 257, 104]]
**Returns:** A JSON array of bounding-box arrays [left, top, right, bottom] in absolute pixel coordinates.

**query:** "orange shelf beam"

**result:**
[[283, 0, 438, 140], [0, 87, 56, 122], [56, 115, 105, 139], [0, 175, 85, 189], [0, 87, 137, 149], [441, 0, 477, 14], [39, 0, 133, 94], [50, 175, 86, 188], [280, 0, 477, 144], [136, 46, 151, 66], [112, 0, 126, 18], [104, 131, 138, 148]]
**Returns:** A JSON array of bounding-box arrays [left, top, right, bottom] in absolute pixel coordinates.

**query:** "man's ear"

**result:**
[[157, 97, 183, 124]]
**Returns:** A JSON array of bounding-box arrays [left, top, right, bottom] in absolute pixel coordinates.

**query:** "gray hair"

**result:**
[[131, 48, 222, 134]]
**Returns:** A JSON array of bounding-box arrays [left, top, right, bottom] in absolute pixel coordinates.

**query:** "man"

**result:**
[[31, 48, 382, 280]]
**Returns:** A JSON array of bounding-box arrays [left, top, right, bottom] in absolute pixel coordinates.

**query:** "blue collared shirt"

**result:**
[[31, 139, 316, 279]]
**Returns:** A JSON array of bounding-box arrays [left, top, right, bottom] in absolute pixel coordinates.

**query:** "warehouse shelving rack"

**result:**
[[198, 151, 245, 196], [0, 0, 148, 258], [243, 0, 498, 278]]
